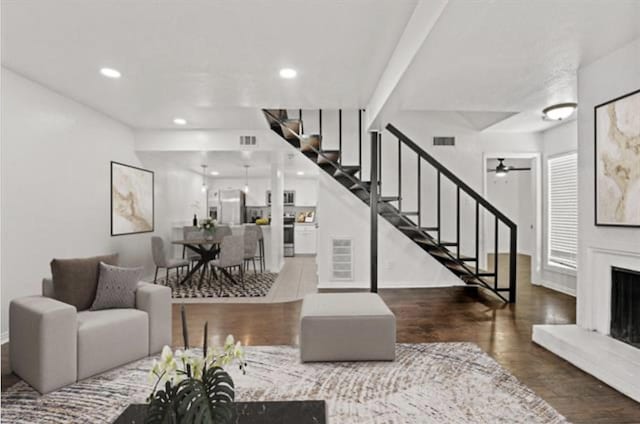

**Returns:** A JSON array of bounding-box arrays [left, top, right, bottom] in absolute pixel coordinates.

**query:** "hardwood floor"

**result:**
[[2, 256, 640, 423]]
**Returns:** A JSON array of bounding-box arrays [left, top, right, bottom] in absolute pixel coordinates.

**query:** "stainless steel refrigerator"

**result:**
[[219, 189, 246, 225]]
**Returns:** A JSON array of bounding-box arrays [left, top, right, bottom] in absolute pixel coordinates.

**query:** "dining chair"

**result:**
[[212, 225, 232, 244], [254, 225, 265, 272], [243, 226, 259, 274], [208, 235, 245, 293], [184, 229, 204, 270], [151, 236, 190, 284]]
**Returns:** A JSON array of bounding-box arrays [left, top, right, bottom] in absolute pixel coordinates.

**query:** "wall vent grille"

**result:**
[[331, 238, 353, 281], [240, 135, 257, 146], [433, 136, 455, 146]]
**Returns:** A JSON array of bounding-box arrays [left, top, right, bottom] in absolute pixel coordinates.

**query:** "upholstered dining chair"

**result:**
[[254, 225, 265, 272], [151, 236, 189, 284], [243, 225, 259, 274], [184, 229, 204, 271], [208, 235, 244, 293], [212, 225, 232, 244]]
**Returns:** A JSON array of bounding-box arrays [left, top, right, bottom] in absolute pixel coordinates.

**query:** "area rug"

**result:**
[[155, 271, 278, 299], [0, 343, 568, 424]]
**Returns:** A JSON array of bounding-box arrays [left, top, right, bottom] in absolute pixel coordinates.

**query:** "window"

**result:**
[[547, 152, 578, 269]]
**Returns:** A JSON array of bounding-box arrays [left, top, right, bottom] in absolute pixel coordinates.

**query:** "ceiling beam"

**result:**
[[365, 0, 449, 130]]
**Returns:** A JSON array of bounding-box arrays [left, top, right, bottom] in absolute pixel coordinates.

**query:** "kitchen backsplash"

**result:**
[[245, 206, 317, 223]]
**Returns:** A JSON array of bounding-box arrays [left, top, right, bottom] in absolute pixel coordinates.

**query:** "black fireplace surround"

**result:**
[[610, 266, 640, 348]]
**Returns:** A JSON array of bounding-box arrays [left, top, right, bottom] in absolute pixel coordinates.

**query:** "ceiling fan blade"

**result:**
[[509, 167, 532, 171]]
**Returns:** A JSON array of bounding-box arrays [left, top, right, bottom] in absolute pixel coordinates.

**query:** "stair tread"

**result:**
[[398, 225, 438, 231], [438, 241, 458, 246], [379, 196, 401, 202]]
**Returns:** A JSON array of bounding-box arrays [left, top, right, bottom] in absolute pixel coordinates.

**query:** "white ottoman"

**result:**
[[300, 293, 396, 362]]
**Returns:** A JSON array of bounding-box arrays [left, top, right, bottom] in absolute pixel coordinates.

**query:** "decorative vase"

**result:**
[[205, 230, 214, 241], [192, 214, 198, 226]]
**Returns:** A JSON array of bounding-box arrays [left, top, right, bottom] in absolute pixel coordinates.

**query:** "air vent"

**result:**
[[331, 238, 353, 280], [433, 136, 455, 146], [240, 135, 257, 146]]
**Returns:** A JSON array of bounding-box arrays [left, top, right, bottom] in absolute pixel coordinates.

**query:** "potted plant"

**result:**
[[199, 218, 216, 240], [146, 308, 246, 423]]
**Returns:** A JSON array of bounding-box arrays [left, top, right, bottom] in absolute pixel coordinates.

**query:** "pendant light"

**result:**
[[201, 164, 208, 192], [244, 165, 250, 194]]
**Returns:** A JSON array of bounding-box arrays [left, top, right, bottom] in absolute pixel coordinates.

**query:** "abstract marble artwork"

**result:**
[[111, 161, 154, 235], [595, 89, 640, 226]]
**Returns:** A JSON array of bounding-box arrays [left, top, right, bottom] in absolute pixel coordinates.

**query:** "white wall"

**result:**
[[538, 120, 578, 295], [382, 111, 542, 267], [316, 110, 544, 289], [576, 38, 640, 329], [1, 69, 162, 339], [485, 159, 535, 255], [316, 172, 462, 288]]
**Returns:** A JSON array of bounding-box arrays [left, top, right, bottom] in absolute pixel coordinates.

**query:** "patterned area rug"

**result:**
[[156, 271, 278, 299], [1, 343, 567, 424]]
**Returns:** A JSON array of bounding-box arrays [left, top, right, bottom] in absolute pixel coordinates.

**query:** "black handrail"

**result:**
[[386, 124, 516, 230], [386, 122, 517, 302]]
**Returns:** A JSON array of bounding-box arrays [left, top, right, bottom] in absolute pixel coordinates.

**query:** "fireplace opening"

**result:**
[[610, 266, 640, 348]]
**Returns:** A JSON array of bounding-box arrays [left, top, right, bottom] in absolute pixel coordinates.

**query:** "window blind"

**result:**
[[547, 152, 578, 269]]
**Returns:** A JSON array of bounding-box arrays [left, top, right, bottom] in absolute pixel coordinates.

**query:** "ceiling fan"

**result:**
[[487, 158, 531, 177]]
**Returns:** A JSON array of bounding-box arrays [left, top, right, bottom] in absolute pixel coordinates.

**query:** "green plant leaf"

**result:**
[[145, 382, 178, 424]]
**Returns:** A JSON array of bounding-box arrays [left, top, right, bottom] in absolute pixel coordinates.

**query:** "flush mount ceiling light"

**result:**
[[210, 171, 219, 176], [99, 67, 121, 79], [542, 102, 577, 121], [279, 68, 297, 79], [173, 118, 187, 125], [297, 171, 305, 176]]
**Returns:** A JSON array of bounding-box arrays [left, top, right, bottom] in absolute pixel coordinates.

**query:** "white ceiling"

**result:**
[[2, 0, 639, 133], [1, 0, 417, 129], [139, 150, 320, 178], [394, 0, 640, 132]]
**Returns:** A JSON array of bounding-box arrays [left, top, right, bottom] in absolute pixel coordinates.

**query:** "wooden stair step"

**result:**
[[398, 226, 439, 232], [379, 196, 401, 202], [438, 241, 458, 247], [459, 256, 477, 262], [300, 134, 322, 156], [334, 166, 360, 177], [317, 150, 340, 165]]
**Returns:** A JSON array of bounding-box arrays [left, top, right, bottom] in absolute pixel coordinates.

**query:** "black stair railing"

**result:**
[[385, 124, 518, 302], [262, 108, 517, 303]]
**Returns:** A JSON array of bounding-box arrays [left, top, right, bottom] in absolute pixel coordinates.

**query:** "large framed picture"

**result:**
[[111, 161, 154, 236], [594, 88, 640, 227]]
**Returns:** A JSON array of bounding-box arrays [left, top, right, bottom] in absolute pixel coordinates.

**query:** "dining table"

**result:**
[[171, 238, 238, 287]]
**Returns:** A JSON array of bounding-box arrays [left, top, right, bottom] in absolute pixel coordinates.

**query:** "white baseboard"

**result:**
[[1, 331, 9, 345], [317, 281, 462, 290], [540, 280, 576, 297]]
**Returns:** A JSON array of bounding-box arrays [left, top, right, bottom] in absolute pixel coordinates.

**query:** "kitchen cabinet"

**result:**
[[295, 225, 317, 255]]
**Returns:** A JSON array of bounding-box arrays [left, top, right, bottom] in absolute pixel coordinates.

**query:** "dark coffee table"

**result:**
[[113, 400, 326, 424]]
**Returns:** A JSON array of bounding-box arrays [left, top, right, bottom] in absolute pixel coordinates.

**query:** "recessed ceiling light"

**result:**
[[99, 67, 121, 79], [210, 171, 219, 176], [279, 68, 297, 79], [173, 118, 187, 125], [542, 103, 577, 121], [297, 171, 305, 176]]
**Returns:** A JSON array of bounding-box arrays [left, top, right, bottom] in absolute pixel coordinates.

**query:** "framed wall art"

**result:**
[[111, 161, 154, 235], [594, 89, 640, 227]]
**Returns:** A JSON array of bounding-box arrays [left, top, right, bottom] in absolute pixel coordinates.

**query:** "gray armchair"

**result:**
[[9, 279, 171, 394]]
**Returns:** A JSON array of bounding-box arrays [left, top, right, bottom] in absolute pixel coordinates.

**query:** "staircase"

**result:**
[[263, 109, 517, 302]]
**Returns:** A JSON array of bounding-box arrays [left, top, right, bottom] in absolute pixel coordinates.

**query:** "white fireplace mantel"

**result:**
[[533, 243, 640, 402], [580, 245, 640, 332]]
